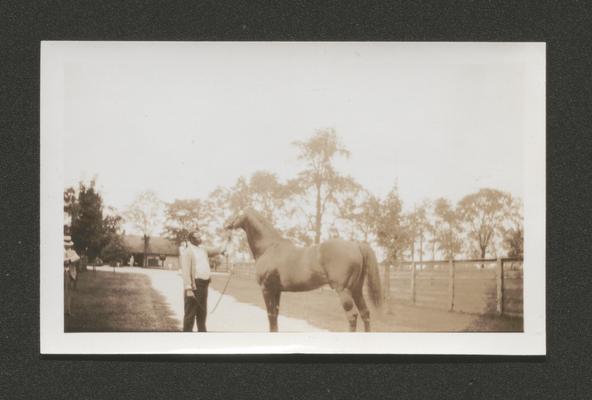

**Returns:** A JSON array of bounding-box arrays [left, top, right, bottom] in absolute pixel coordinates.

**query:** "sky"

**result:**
[[63, 42, 538, 216]]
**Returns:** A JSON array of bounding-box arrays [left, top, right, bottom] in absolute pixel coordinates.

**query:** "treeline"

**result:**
[[65, 128, 523, 265]]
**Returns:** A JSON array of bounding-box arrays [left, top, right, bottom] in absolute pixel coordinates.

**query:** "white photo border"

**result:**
[[40, 41, 546, 355]]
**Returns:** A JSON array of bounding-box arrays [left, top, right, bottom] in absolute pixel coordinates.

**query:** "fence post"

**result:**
[[410, 262, 416, 304], [496, 258, 504, 315], [448, 259, 455, 311]]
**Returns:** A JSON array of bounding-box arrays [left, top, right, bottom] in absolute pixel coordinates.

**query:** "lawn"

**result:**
[[65, 270, 180, 332], [210, 274, 523, 332]]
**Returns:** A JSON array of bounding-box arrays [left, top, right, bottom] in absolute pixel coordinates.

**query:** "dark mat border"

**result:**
[[2, 1, 591, 398]]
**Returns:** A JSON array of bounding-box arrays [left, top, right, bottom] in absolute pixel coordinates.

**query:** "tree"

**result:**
[[216, 172, 291, 257], [202, 184, 252, 260], [247, 171, 289, 225], [374, 187, 409, 264], [291, 128, 352, 244], [203, 186, 234, 236], [502, 197, 524, 258], [100, 212, 127, 264], [405, 201, 433, 263], [336, 186, 381, 242], [125, 191, 165, 266], [227, 176, 251, 211], [69, 179, 105, 261], [503, 227, 524, 258], [433, 198, 463, 260], [457, 188, 513, 259], [226, 177, 263, 258], [164, 199, 205, 245]]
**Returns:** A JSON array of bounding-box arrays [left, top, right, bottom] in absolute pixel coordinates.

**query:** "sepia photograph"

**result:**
[[40, 42, 545, 354]]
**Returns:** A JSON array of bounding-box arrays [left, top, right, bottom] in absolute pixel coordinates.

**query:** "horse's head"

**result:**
[[224, 209, 247, 230]]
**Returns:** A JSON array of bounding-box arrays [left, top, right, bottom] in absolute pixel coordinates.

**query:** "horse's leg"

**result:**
[[270, 290, 281, 332], [336, 288, 358, 332], [262, 287, 281, 332], [352, 288, 371, 332]]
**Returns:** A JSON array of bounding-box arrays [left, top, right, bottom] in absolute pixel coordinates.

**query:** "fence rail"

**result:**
[[222, 258, 524, 318], [382, 258, 523, 317]]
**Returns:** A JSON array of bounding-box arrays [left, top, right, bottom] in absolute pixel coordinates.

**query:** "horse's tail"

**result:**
[[360, 242, 383, 310]]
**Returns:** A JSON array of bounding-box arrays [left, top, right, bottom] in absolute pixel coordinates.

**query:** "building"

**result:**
[[122, 235, 179, 269]]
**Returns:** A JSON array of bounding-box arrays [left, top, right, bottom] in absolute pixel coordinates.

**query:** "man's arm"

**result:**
[[179, 246, 193, 290]]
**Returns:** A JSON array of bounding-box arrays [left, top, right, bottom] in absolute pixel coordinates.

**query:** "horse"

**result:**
[[224, 208, 383, 332]]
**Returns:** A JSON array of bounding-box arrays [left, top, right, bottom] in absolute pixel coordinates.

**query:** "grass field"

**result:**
[[65, 270, 180, 332], [210, 274, 523, 332]]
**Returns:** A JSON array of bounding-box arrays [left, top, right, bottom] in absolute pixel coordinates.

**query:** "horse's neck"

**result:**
[[243, 216, 283, 259]]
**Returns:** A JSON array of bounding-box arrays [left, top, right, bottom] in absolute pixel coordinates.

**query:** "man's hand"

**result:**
[[185, 289, 196, 299]]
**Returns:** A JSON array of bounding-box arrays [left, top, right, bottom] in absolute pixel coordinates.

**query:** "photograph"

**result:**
[[40, 41, 545, 354]]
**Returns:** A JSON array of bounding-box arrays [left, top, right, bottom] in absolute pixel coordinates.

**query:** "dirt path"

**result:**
[[96, 267, 326, 332]]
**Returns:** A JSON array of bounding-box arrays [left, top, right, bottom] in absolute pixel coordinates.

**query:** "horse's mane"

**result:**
[[244, 208, 284, 240]]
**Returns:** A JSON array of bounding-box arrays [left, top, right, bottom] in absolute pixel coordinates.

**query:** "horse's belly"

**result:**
[[279, 267, 327, 292]]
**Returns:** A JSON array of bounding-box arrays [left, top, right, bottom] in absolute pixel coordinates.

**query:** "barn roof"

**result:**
[[123, 235, 178, 256]]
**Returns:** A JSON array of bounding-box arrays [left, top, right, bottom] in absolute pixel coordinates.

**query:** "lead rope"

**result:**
[[208, 231, 234, 315]]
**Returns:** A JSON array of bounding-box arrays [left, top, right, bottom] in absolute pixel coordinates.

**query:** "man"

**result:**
[[64, 235, 80, 316], [180, 230, 226, 332]]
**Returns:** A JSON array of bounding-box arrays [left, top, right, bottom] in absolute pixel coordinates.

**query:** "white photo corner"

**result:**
[[40, 41, 545, 355]]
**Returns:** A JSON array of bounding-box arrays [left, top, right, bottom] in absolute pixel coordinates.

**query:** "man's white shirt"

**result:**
[[179, 242, 212, 290]]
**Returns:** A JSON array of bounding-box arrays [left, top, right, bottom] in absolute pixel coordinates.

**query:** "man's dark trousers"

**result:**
[[183, 278, 210, 332]]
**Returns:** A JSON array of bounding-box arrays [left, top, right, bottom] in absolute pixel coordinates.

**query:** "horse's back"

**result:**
[[319, 239, 363, 263], [257, 242, 325, 291], [258, 239, 365, 291]]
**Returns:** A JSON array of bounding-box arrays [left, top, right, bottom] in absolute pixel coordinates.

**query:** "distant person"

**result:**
[[64, 235, 80, 316], [129, 255, 134, 267], [180, 230, 226, 332]]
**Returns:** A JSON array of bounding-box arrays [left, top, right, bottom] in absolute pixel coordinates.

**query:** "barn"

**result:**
[[122, 235, 179, 269]]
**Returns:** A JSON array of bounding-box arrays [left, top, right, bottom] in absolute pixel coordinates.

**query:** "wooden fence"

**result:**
[[222, 258, 523, 318], [382, 258, 523, 317]]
